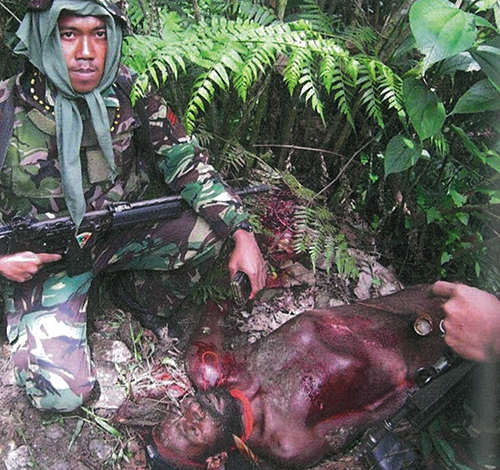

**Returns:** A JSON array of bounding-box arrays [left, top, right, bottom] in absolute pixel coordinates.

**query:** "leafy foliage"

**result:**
[[0, 0, 498, 288], [377, 0, 500, 286], [293, 204, 358, 278], [122, 2, 403, 133]]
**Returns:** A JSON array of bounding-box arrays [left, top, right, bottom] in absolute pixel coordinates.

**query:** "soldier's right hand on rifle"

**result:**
[[0, 252, 62, 282]]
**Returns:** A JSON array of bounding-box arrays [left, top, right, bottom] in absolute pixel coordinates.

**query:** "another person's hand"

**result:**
[[0, 252, 62, 283], [432, 281, 500, 362], [229, 229, 266, 299]]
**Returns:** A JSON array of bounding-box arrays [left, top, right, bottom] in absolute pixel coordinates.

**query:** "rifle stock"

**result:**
[[0, 184, 268, 276]]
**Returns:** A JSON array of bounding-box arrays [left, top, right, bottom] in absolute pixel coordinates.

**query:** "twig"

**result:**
[[0, 1, 21, 23], [253, 143, 344, 158], [310, 138, 374, 204]]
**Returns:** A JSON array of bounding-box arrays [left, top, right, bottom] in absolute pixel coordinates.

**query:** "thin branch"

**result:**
[[0, 1, 22, 23], [253, 143, 344, 158], [192, 0, 201, 24], [310, 138, 374, 204]]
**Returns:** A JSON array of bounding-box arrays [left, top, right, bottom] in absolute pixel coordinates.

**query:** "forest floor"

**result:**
[[0, 188, 415, 470]]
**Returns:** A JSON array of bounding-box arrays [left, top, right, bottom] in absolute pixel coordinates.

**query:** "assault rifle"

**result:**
[[0, 184, 268, 277], [358, 352, 475, 470]]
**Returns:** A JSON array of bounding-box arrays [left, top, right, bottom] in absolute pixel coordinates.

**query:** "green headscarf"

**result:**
[[15, 0, 123, 229]]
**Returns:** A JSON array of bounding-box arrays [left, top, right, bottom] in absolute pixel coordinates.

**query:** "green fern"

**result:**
[[287, 0, 339, 35], [123, 2, 404, 134], [329, 58, 355, 127], [358, 59, 384, 128], [298, 67, 325, 123], [234, 37, 276, 101], [293, 205, 358, 278], [378, 63, 406, 123], [237, 0, 277, 25]]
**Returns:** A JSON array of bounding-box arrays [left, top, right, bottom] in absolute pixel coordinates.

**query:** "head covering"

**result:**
[[14, 0, 124, 228], [26, 0, 131, 32]]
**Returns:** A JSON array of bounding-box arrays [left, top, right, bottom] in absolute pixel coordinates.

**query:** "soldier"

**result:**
[[0, 0, 266, 412]]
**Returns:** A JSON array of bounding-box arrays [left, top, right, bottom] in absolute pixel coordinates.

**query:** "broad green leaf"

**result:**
[[470, 45, 500, 90], [452, 79, 500, 114], [404, 78, 446, 141], [440, 52, 481, 76], [410, 0, 478, 72], [450, 189, 467, 207], [441, 251, 452, 264], [485, 153, 500, 173], [384, 135, 424, 177], [456, 213, 470, 225], [426, 206, 442, 224]]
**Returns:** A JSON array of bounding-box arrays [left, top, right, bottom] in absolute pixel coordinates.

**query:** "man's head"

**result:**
[[15, 0, 124, 96], [151, 389, 244, 469], [57, 12, 107, 93]]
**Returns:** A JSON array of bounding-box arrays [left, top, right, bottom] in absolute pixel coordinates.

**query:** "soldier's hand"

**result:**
[[432, 281, 500, 362], [230, 229, 266, 299], [0, 252, 62, 282]]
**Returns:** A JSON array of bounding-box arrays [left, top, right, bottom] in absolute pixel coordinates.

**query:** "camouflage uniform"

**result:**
[[0, 65, 249, 411]]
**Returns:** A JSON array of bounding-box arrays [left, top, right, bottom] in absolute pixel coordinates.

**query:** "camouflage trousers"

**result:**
[[3, 210, 223, 412]]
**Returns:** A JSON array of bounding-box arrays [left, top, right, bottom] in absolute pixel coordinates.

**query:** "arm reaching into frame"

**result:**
[[432, 281, 500, 362]]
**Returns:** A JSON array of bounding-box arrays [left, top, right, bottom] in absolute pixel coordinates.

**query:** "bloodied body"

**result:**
[[151, 285, 447, 469]]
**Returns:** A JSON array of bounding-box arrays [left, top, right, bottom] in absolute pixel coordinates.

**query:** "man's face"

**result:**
[[57, 13, 108, 93], [156, 393, 227, 464]]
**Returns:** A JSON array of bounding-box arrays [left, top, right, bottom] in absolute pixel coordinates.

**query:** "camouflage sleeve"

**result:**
[[145, 93, 249, 240]]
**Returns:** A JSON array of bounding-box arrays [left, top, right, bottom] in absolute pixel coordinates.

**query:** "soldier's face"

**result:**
[[57, 13, 108, 93]]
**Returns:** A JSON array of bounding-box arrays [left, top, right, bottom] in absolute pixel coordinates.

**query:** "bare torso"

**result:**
[[186, 286, 446, 467]]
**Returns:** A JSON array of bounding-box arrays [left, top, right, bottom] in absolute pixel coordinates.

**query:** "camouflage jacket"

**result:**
[[0, 65, 248, 240]]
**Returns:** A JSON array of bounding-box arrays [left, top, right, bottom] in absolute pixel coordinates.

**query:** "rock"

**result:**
[[94, 384, 128, 411], [49, 463, 71, 470], [88, 438, 113, 461], [44, 423, 65, 440], [1, 367, 16, 386], [4, 445, 31, 470], [95, 362, 121, 387], [92, 339, 132, 363], [93, 359, 128, 411]]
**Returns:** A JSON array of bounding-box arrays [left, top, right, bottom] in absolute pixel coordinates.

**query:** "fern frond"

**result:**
[[234, 34, 276, 101], [124, 5, 404, 135], [337, 26, 378, 54], [221, 141, 255, 172], [292, 204, 357, 276], [238, 1, 277, 26], [377, 63, 406, 122], [299, 68, 325, 124], [287, 0, 339, 35], [431, 133, 450, 157], [358, 60, 384, 128], [283, 47, 313, 95], [329, 59, 355, 127]]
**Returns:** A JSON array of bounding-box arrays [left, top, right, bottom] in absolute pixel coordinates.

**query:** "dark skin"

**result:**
[[154, 285, 448, 468]]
